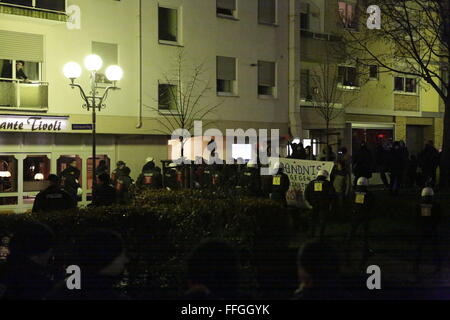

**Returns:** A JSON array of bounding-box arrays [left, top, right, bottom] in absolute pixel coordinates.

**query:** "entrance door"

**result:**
[[406, 125, 425, 157]]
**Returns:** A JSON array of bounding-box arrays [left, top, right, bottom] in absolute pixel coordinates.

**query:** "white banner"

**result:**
[[269, 157, 334, 208]]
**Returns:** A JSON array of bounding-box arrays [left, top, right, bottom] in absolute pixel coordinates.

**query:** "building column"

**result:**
[[395, 116, 407, 141], [434, 117, 444, 150]]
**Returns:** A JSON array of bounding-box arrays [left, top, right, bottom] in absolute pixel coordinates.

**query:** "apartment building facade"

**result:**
[[0, 0, 292, 212], [299, 0, 443, 157]]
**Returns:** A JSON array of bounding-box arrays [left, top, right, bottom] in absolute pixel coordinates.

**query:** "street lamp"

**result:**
[[63, 55, 123, 200]]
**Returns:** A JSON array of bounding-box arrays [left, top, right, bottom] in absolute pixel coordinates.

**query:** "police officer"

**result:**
[[137, 157, 162, 190], [32, 174, 76, 213], [414, 187, 442, 276], [164, 162, 179, 190], [111, 160, 126, 186], [236, 162, 262, 197], [346, 177, 374, 267], [270, 162, 290, 206], [92, 173, 117, 207], [305, 170, 335, 239], [60, 161, 81, 205], [116, 167, 133, 204]]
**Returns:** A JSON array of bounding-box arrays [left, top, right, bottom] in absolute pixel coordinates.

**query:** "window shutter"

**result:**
[[258, 61, 275, 86], [0, 30, 43, 62], [92, 42, 118, 73], [217, 0, 236, 10], [217, 56, 236, 81], [259, 0, 276, 24]]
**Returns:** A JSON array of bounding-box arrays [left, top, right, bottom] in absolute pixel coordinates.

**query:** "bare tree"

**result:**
[[308, 43, 358, 160], [342, 0, 450, 186], [146, 49, 222, 159]]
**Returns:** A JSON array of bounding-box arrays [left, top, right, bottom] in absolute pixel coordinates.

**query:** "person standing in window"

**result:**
[[16, 61, 30, 83]]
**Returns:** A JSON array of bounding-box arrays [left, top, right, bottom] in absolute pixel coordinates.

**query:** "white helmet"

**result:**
[[247, 161, 257, 168], [357, 177, 369, 186], [146, 157, 154, 163], [317, 170, 329, 178], [421, 187, 434, 197]]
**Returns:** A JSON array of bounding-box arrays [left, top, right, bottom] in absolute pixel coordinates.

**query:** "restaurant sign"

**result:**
[[0, 115, 69, 132]]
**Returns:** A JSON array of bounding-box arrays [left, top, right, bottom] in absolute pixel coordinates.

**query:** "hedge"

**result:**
[[0, 189, 299, 299]]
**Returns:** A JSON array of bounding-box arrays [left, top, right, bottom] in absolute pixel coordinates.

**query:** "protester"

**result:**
[[352, 142, 373, 186], [46, 229, 129, 300], [32, 174, 76, 213], [0, 221, 55, 300], [375, 141, 390, 189], [330, 160, 351, 212], [417, 141, 440, 188], [388, 141, 405, 196], [293, 241, 350, 300]]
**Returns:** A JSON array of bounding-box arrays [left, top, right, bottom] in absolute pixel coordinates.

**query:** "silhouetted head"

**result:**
[[186, 240, 240, 298], [72, 229, 128, 277], [48, 174, 59, 186], [8, 221, 55, 266], [297, 241, 340, 289]]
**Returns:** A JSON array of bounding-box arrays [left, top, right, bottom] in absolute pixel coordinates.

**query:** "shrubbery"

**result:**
[[0, 189, 299, 299]]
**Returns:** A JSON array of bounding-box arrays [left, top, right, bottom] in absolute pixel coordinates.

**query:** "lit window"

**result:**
[[338, 2, 357, 29], [258, 61, 276, 97], [23, 155, 50, 192], [159, 6, 178, 43], [217, 56, 236, 95]]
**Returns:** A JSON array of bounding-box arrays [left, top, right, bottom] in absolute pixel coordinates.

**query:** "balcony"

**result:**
[[0, 79, 48, 110], [0, 0, 67, 23]]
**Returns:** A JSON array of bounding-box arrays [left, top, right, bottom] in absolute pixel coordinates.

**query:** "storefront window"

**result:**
[[0, 156, 17, 193], [87, 155, 111, 190], [23, 155, 50, 192], [57, 155, 82, 185]]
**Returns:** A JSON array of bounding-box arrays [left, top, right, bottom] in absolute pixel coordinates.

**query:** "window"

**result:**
[[92, 42, 118, 84], [217, 0, 236, 18], [258, 0, 276, 25], [217, 56, 236, 95], [338, 66, 358, 87], [258, 61, 276, 97], [23, 155, 50, 192], [369, 65, 378, 79], [300, 69, 310, 99], [158, 83, 178, 111], [338, 2, 357, 29], [159, 6, 178, 43], [1, 0, 65, 12], [300, 3, 310, 30], [394, 76, 417, 93]]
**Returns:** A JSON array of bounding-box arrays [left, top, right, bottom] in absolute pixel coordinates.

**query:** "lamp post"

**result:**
[[63, 55, 123, 200]]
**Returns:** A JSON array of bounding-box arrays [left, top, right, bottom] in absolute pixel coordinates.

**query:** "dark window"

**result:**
[[405, 78, 416, 93], [1, 0, 32, 7], [159, 7, 178, 42], [338, 66, 358, 87], [35, 0, 65, 11], [159, 83, 177, 110], [258, 0, 276, 25], [217, 0, 236, 17], [394, 77, 404, 91], [369, 65, 378, 79]]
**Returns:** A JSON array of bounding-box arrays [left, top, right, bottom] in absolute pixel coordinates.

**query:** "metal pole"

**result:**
[[91, 71, 97, 200]]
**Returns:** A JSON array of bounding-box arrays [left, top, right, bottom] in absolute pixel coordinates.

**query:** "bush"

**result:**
[[0, 189, 294, 299]]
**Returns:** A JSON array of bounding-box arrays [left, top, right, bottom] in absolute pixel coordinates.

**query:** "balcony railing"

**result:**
[[0, 0, 67, 22], [0, 78, 48, 110]]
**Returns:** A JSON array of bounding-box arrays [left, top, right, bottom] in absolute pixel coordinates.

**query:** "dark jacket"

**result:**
[[305, 177, 335, 211], [0, 257, 54, 300], [137, 168, 162, 189], [271, 171, 290, 201], [351, 185, 374, 216], [352, 147, 373, 178], [116, 176, 133, 204], [32, 185, 76, 213], [236, 167, 262, 197], [92, 183, 117, 207]]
